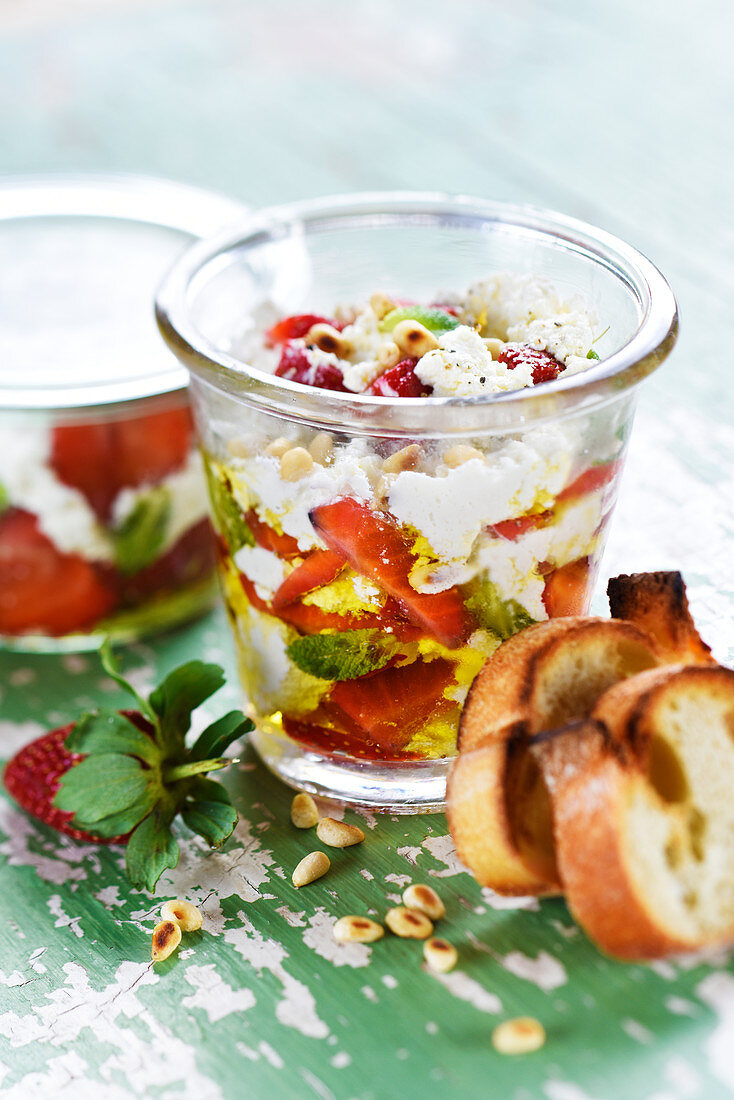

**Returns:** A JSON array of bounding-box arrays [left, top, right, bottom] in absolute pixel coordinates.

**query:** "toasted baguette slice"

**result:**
[[448, 618, 660, 895], [535, 665, 734, 959], [607, 571, 714, 666]]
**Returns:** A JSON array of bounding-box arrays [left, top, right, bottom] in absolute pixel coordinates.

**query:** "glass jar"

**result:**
[[156, 192, 677, 810], [0, 174, 244, 650]]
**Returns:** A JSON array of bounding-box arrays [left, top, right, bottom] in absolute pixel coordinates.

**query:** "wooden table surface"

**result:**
[[1, 2, 733, 1098]]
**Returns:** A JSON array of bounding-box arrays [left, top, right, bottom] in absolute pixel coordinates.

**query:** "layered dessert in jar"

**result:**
[[0, 402, 214, 642], [202, 274, 628, 764]]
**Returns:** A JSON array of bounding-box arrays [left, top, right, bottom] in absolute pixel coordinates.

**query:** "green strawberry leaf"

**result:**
[[379, 306, 459, 334], [203, 455, 254, 554], [189, 776, 234, 804], [55, 754, 155, 822], [586, 348, 601, 360], [126, 810, 180, 892], [465, 579, 536, 641], [149, 661, 225, 753], [287, 629, 399, 681], [183, 799, 238, 847], [72, 790, 158, 839], [99, 639, 157, 725], [112, 487, 171, 575], [189, 711, 254, 762], [65, 710, 158, 765]]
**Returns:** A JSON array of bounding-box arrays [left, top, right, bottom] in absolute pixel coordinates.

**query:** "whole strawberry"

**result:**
[[3, 640, 253, 892]]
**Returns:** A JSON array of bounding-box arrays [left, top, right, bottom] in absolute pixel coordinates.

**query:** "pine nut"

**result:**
[[280, 447, 314, 481], [316, 817, 365, 848], [423, 937, 458, 973], [307, 323, 352, 358], [160, 899, 203, 932], [292, 850, 331, 888], [308, 432, 334, 465], [370, 291, 396, 321], [266, 436, 292, 458], [383, 444, 422, 474], [491, 1017, 546, 1055], [333, 916, 384, 943], [376, 341, 401, 370], [291, 792, 319, 829], [443, 444, 484, 468], [402, 884, 445, 921], [392, 319, 439, 358], [483, 337, 506, 359], [385, 906, 434, 940], [151, 920, 182, 962]]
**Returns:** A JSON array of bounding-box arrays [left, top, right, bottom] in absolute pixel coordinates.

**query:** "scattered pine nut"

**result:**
[[392, 319, 439, 358], [423, 937, 458, 973], [308, 432, 334, 465], [291, 792, 319, 829], [385, 906, 434, 940], [443, 444, 484, 468], [333, 916, 385, 943], [292, 851, 331, 888], [160, 899, 203, 932], [280, 447, 315, 481], [370, 291, 396, 320], [376, 340, 401, 370], [316, 817, 365, 848], [491, 1017, 546, 1055], [483, 337, 506, 359], [265, 437, 292, 458], [383, 444, 422, 474], [151, 920, 182, 962], [307, 323, 352, 358], [402, 884, 446, 921]]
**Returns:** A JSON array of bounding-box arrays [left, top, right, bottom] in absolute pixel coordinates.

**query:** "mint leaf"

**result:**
[[586, 348, 601, 360], [183, 799, 238, 847], [379, 306, 459, 334], [113, 487, 170, 575], [65, 710, 158, 765], [203, 456, 254, 554], [0, 481, 8, 515], [465, 579, 536, 640], [126, 810, 179, 892], [72, 790, 157, 839], [149, 661, 225, 753], [54, 754, 154, 821], [287, 629, 397, 681], [189, 711, 254, 762], [99, 639, 157, 725]]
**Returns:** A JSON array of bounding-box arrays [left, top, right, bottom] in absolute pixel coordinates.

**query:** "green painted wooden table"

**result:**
[[1, 1, 733, 1097]]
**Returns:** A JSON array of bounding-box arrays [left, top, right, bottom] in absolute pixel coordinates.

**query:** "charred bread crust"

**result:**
[[607, 571, 714, 665]]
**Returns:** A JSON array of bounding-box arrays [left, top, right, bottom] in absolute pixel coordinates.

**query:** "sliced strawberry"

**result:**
[[275, 344, 349, 392], [51, 406, 193, 522], [0, 509, 118, 636], [119, 518, 215, 603], [489, 510, 553, 541], [271, 549, 345, 609], [498, 344, 566, 386], [282, 715, 421, 762], [245, 510, 301, 558], [329, 657, 455, 752], [367, 357, 432, 397], [310, 497, 471, 647], [557, 460, 621, 504], [265, 314, 334, 347], [542, 557, 591, 618]]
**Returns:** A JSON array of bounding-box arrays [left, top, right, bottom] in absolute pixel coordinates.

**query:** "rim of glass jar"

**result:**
[[0, 172, 246, 413], [155, 191, 678, 438]]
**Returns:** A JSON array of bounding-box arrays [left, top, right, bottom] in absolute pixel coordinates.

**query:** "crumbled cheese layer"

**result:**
[[415, 326, 532, 396]]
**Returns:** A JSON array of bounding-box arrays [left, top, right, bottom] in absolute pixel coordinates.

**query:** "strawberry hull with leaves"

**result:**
[[202, 277, 621, 763], [3, 641, 253, 891]]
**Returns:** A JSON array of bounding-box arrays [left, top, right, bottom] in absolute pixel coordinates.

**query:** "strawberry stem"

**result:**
[[162, 758, 231, 783]]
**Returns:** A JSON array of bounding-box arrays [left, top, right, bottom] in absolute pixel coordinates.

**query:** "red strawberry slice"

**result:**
[[498, 344, 566, 386], [51, 406, 193, 522], [329, 657, 455, 752], [282, 715, 421, 762], [271, 549, 345, 609], [275, 344, 348, 392], [542, 556, 591, 618], [367, 357, 432, 397], [265, 314, 335, 347], [3, 710, 152, 843], [245, 510, 301, 559], [309, 498, 471, 647], [489, 510, 553, 541], [557, 460, 621, 504], [0, 509, 118, 636]]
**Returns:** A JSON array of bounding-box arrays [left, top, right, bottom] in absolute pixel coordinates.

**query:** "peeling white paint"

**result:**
[[427, 970, 502, 1013], [182, 964, 256, 1022], [302, 909, 371, 969], [500, 950, 567, 991]]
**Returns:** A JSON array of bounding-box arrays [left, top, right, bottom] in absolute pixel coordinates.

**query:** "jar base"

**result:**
[[250, 727, 451, 813]]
